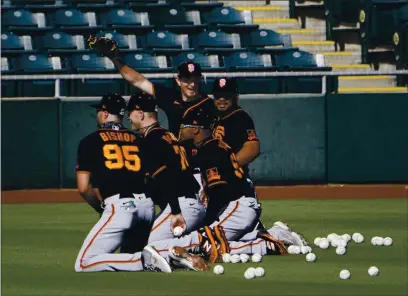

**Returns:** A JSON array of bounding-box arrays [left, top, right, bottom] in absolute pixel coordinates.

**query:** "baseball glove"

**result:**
[[87, 35, 119, 59]]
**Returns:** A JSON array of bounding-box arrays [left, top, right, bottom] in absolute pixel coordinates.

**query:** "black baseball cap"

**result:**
[[127, 93, 158, 112], [181, 108, 212, 129], [212, 77, 239, 98], [90, 93, 126, 116], [177, 61, 202, 79]]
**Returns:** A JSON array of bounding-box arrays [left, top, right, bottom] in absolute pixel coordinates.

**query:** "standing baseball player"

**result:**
[[126, 93, 205, 243], [74, 93, 174, 273]]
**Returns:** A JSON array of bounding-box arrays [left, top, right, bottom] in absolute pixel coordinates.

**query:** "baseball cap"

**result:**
[[127, 93, 158, 112], [90, 93, 126, 116], [181, 108, 212, 129], [177, 61, 202, 79], [212, 77, 239, 98]]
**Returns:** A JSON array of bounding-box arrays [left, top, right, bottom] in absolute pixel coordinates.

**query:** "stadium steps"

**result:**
[[275, 29, 326, 41], [330, 64, 371, 72], [292, 40, 335, 52], [253, 18, 300, 29], [338, 87, 407, 93], [338, 76, 397, 88], [235, 6, 289, 18], [322, 52, 362, 65]]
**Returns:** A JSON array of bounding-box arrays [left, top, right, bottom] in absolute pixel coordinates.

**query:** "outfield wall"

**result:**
[[1, 93, 407, 190]]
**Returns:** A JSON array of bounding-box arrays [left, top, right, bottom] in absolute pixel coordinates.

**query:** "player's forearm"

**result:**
[[79, 186, 103, 214], [236, 141, 260, 167], [111, 57, 153, 95]]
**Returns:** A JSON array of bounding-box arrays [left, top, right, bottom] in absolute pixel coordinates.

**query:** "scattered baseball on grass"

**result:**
[[239, 254, 250, 263], [251, 253, 262, 263], [383, 237, 393, 246], [341, 234, 351, 242], [244, 267, 256, 279], [292, 246, 301, 254], [255, 267, 265, 277], [222, 253, 231, 263], [173, 226, 184, 237], [319, 238, 330, 249], [327, 233, 339, 242], [339, 269, 351, 280], [371, 236, 379, 245], [287, 245, 295, 254], [230, 254, 241, 263], [301, 246, 310, 254], [331, 238, 340, 248], [306, 253, 316, 262], [336, 246, 346, 256], [368, 266, 379, 276], [375, 237, 384, 246], [338, 239, 347, 247], [213, 265, 224, 275], [352, 233, 364, 244], [314, 237, 322, 247]]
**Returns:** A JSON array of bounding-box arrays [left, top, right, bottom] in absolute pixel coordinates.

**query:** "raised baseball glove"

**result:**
[[87, 35, 119, 59]]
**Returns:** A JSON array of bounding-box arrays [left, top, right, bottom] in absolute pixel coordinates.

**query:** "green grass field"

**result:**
[[2, 199, 408, 296]]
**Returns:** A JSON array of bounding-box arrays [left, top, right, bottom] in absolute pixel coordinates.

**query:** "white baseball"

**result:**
[[331, 238, 340, 248], [352, 233, 362, 242], [327, 233, 339, 242], [371, 236, 378, 245], [244, 267, 256, 279], [340, 269, 351, 280], [287, 245, 295, 254], [292, 246, 301, 254], [341, 234, 351, 242], [254, 267, 265, 277], [173, 226, 184, 237], [338, 239, 347, 247], [336, 246, 346, 256], [239, 254, 250, 263], [213, 265, 224, 275], [306, 253, 316, 262], [300, 246, 310, 254], [251, 253, 262, 263], [353, 234, 364, 244], [230, 254, 241, 263], [383, 237, 393, 246], [314, 237, 322, 246], [222, 253, 231, 263], [368, 266, 379, 276], [375, 237, 384, 246], [319, 238, 330, 249]]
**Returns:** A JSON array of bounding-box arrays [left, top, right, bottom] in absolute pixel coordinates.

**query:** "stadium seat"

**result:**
[[19, 0, 67, 11], [181, 0, 223, 12], [201, 7, 259, 32], [1, 32, 34, 55], [148, 6, 206, 32], [274, 50, 331, 71], [324, 0, 361, 39], [52, 9, 103, 33], [192, 30, 243, 54], [15, 54, 66, 73], [68, 0, 119, 10], [145, 31, 191, 54], [223, 52, 275, 71], [70, 53, 116, 72], [171, 52, 224, 71], [2, 9, 51, 32], [36, 31, 90, 54], [240, 29, 298, 53], [95, 31, 142, 52], [123, 52, 170, 72], [103, 8, 153, 31], [1, 57, 15, 74]]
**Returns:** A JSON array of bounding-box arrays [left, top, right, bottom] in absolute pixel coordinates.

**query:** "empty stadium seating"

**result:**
[[1, 32, 34, 54], [171, 51, 224, 71], [122, 52, 170, 72], [240, 29, 298, 53], [223, 51, 274, 71], [70, 53, 115, 72], [15, 54, 66, 73]]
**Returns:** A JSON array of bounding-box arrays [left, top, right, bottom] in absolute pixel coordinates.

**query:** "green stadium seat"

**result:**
[[123, 52, 171, 72], [95, 31, 142, 52], [68, 0, 119, 10], [201, 7, 259, 32], [37, 31, 88, 54], [274, 50, 331, 71], [53, 9, 103, 33], [223, 52, 275, 71], [240, 29, 298, 53], [145, 31, 191, 54], [1, 57, 18, 97], [1, 57, 15, 74], [2, 9, 52, 33], [181, 1, 223, 12], [20, 0, 67, 11], [1, 32, 34, 55], [70, 53, 116, 72], [103, 8, 154, 31], [16, 54, 66, 73], [192, 30, 243, 54], [171, 52, 224, 71]]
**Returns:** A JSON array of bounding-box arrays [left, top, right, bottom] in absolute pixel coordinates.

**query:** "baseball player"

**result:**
[[74, 93, 178, 272], [126, 93, 205, 243]]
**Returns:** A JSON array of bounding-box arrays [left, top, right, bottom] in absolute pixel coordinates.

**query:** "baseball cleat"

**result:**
[[213, 225, 231, 255], [169, 246, 209, 271], [257, 229, 289, 256], [274, 221, 291, 231], [142, 245, 172, 273], [291, 231, 309, 247]]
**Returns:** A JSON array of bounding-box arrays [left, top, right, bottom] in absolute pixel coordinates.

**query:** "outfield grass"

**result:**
[[2, 199, 408, 296]]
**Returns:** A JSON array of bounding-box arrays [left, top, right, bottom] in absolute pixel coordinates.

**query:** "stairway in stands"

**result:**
[[224, 0, 407, 93]]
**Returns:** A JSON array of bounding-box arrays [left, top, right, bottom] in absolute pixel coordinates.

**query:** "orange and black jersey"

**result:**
[[152, 83, 216, 136], [143, 124, 199, 211], [196, 138, 255, 224], [212, 106, 259, 176], [76, 122, 146, 200]]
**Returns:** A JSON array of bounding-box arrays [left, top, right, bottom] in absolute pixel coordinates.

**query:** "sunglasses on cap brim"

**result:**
[[180, 124, 204, 129]]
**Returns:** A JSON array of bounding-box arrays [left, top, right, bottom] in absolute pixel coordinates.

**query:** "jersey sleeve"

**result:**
[[233, 112, 259, 147], [76, 137, 96, 174], [152, 83, 180, 114], [200, 146, 228, 189]]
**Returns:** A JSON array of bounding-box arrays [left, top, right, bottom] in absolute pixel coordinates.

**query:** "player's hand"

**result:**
[[170, 213, 186, 233], [87, 35, 119, 59], [200, 191, 208, 209]]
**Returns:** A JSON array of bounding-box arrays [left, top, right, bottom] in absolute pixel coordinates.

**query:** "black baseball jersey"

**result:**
[[76, 122, 146, 199], [143, 124, 199, 207], [153, 83, 216, 136], [196, 138, 255, 215], [212, 107, 259, 176]]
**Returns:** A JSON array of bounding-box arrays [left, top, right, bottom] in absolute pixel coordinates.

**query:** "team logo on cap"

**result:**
[[219, 79, 226, 88], [188, 63, 195, 73]]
